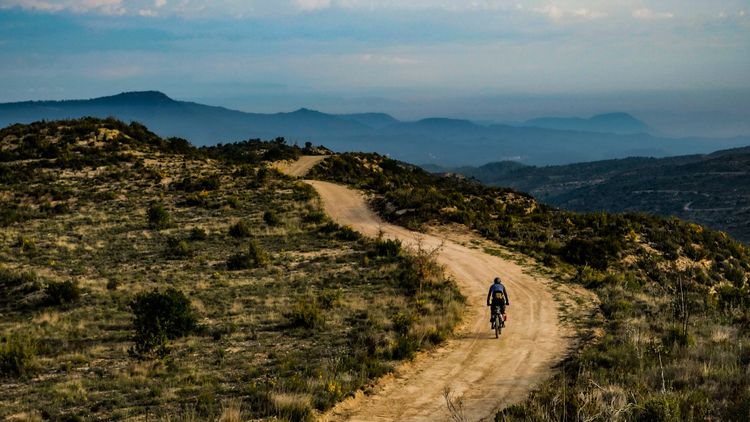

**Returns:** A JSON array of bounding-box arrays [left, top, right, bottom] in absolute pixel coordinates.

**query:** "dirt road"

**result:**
[[303, 180, 569, 421], [271, 155, 328, 178], [273, 157, 569, 420]]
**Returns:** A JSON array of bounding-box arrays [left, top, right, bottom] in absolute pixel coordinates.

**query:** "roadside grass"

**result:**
[[0, 120, 463, 420]]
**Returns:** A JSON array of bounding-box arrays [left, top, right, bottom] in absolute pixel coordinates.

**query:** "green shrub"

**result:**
[[189, 227, 208, 241], [391, 312, 414, 335], [227, 241, 269, 270], [302, 211, 326, 224], [176, 175, 221, 192], [638, 396, 682, 422], [106, 278, 119, 291], [263, 210, 281, 226], [288, 299, 325, 329], [129, 288, 196, 357], [45, 280, 81, 306], [228, 220, 252, 238], [336, 225, 360, 241], [0, 334, 37, 378], [225, 196, 241, 209], [292, 183, 316, 201], [319, 222, 339, 234], [374, 238, 402, 258], [166, 237, 191, 259], [147, 203, 171, 229], [319, 289, 342, 309], [390, 335, 418, 360]]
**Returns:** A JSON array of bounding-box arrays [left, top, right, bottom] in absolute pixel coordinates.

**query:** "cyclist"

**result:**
[[487, 277, 510, 328]]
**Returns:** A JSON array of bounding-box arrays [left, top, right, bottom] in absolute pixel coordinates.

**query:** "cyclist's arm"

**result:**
[[504, 286, 510, 305], [487, 286, 493, 306]]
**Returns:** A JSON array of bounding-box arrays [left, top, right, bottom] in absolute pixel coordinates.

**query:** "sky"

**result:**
[[1, 0, 749, 136]]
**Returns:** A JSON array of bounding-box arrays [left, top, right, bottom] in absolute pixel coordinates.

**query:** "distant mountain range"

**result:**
[[1, 91, 749, 166], [522, 112, 652, 134], [428, 146, 750, 242]]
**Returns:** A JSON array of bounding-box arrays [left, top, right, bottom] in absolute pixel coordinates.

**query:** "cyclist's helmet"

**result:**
[[494, 277, 502, 283]]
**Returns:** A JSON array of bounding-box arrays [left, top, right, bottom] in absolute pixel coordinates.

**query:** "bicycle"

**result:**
[[490, 307, 505, 338]]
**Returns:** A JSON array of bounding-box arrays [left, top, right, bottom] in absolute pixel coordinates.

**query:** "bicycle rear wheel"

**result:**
[[494, 315, 500, 338]]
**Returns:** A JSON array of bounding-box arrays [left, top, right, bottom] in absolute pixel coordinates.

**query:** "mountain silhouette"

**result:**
[[1, 91, 748, 166], [524, 112, 651, 134]]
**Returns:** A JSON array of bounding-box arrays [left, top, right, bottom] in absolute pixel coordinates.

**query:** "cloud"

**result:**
[[532, 4, 607, 21], [294, 0, 331, 12], [357, 53, 420, 65], [632, 8, 674, 20], [1, 0, 125, 15], [573, 8, 607, 20], [138, 8, 157, 17], [533, 5, 564, 21], [154, 0, 166, 7]]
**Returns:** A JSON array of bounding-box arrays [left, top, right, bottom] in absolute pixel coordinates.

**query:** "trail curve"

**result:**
[[310, 181, 569, 421], [277, 158, 570, 421]]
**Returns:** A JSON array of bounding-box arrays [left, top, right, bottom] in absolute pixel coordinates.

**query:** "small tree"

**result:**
[[130, 288, 196, 358], [0, 334, 37, 378], [147, 203, 171, 229], [227, 241, 269, 270], [228, 220, 252, 238], [263, 210, 281, 226], [45, 280, 81, 306]]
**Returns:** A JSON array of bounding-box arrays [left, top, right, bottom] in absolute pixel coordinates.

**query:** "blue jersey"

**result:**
[[487, 282, 509, 305]]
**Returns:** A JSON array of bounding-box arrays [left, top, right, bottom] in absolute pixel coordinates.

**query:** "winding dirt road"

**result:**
[[272, 155, 328, 177], [279, 159, 570, 421]]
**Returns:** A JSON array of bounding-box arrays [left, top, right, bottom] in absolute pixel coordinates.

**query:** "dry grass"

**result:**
[[0, 122, 463, 420]]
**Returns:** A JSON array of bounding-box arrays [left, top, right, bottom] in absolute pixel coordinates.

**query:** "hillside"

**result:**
[[442, 147, 750, 242], [3, 92, 750, 166], [309, 153, 750, 420], [3, 118, 749, 420], [0, 118, 463, 420]]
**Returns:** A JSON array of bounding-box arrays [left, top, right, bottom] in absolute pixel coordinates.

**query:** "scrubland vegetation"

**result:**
[[310, 153, 750, 420], [0, 119, 463, 420]]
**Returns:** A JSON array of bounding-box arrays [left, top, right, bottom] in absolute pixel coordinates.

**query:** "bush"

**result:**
[[45, 280, 81, 306], [106, 278, 119, 291], [391, 312, 414, 335], [292, 183, 316, 201], [166, 237, 191, 259], [190, 227, 208, 241], [302, 211, 326, 224], [336, 225, 360, 241], [288, 299, 325, 329], [129, 288, 196, 357], [263, 210, 281, 226], [0, 334, 37, 378], [638, 396, 682, 421], [229, 220, 252, 238], [374, 238, 402, 258], [147, 203, 171, 229], [390, 335, 418, 360], [227, 241, 269, 270]]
